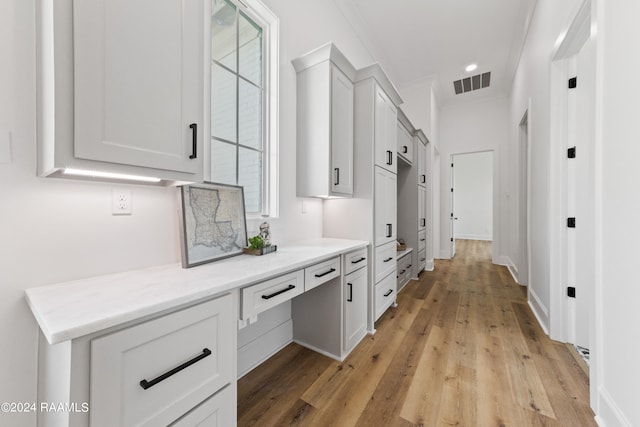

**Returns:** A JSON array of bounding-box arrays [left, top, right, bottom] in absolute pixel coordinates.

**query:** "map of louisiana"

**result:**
[[181, 184, 246, 265]]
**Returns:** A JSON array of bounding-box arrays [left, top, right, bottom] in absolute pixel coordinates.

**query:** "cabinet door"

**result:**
[[73, 0, 204, 175], [397, 123, 413, 164], [418, 141, 427, 187], [331, 66, 354, 196], [418, 186, 426, 230], [374, 87, 397, 174], [375, 167, 397, 246], [344, 267, 367, 353]]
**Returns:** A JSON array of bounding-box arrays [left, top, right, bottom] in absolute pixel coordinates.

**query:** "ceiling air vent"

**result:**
[[453, 72, 491, 95]]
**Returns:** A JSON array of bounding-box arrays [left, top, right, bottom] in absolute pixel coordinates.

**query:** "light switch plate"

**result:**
[[0, 130, 12, 164]]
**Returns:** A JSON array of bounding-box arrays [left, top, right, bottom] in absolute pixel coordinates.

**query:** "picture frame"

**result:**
[[178, 182, 248, 268]]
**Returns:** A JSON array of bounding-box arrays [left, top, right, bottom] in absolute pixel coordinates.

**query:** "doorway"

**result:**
[[518, 110, 530, 287], [451, 151, 494, 259]]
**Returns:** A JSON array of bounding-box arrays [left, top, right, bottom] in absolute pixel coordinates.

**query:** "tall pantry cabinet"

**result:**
[[324, 64, 403, 332]]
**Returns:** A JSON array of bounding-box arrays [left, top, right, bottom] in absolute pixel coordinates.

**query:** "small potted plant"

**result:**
[[243, 234, 277, 256]]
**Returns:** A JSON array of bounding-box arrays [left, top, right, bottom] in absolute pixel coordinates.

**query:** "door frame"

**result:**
[[518, 107, 531, 288]]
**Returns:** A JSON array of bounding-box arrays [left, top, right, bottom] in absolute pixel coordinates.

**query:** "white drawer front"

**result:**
[[90, 294, 234, 427], [344, 247, 368, 275], [375, 271, 396, 321], [241, 270, 304, 320], [419, 230, 427, 251], [304, 257, 341, 292], [418, 248, 427, 270], [375, 241, 397, 283]]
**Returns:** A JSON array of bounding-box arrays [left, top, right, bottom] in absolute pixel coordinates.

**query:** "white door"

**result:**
[[73, 0, 204, 174], [344, 267, 367, 352], [331, 66, 354, 196], [450, 160, 456, 258], [374, 167, 397, 246]]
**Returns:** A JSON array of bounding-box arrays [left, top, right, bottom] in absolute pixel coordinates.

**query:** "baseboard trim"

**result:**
[[454, 234, 493, 241], [528, 289, 550, 335], [425, 259, 435, 271], [596, 387, 633, 427]]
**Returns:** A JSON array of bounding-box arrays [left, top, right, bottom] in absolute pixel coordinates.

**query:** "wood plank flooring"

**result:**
[[237, 240, 595, 426]]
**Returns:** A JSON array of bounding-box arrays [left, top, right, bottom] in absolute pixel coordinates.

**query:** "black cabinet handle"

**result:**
[[420, 258, 426, 262], [402, 145, 408, 154], [383, 257, 393, 262], [421, 218, 426, 227], [189, 123, 197, 159], [386, 150, 393, 166], [407, 264, 412, 268], [347, 283, 353, 302], [351, 257, 366, 264], [262, 284, 295, 300], [384, 289, 393, 297], [334, 168, 340, 186], [399, 269, 405, 274], [314, 268, 336, 278], [140, 348, 211, 390], [421, 174, 426, 184], [386, 223, 392, 238], [420, 238, 426, 242]]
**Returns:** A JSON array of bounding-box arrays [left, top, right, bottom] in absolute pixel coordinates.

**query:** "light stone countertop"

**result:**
[[25, 238, 368, 345]]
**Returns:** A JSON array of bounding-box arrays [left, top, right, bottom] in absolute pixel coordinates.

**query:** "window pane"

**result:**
[[239, 79, 262, 150], [239, 147, 262, 213], [211, 0, 237, 71], [239, 12, 262, 86], [212, 63, 237, 142], [211, 139, 236, 185]]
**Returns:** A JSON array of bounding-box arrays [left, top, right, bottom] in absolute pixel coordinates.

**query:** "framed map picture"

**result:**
[[178, 182, 248, 268]]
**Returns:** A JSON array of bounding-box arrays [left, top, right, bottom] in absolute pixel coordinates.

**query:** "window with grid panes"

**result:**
[[211, 0, 276, 215]]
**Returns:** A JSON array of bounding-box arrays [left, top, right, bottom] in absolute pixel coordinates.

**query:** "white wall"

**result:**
[[0, 0, 375, 424], [508, 0, 583, 334], [594, 1, 640, 425], [453, 151, 493, 241], [438, 96, 509, 262]]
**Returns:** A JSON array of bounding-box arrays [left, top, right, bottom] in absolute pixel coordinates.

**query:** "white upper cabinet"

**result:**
[[37, 0, 208, 183], [293, 43, 356, 198], [374, 87, 398, 174], [397, 122, 414, 165], [417, 132, 428, 187]]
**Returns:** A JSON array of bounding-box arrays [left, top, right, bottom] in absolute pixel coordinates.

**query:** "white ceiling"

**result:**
[[333, 0, 538, 107]]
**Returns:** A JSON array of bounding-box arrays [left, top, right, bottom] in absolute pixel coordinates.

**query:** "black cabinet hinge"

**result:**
[[567, 287, 576, 298], [568, 147, 576, 158], [567, 217, 576, 228], [568, 77, 577, 89]]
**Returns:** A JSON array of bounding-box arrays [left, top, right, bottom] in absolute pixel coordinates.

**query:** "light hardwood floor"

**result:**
[[237, 240, 595, 426]]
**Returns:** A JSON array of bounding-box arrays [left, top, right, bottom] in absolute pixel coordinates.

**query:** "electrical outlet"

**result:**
[[112, 189, 132, 215]]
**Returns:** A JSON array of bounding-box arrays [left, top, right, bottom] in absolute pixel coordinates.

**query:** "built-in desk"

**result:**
[[25, 238, 368, 426]]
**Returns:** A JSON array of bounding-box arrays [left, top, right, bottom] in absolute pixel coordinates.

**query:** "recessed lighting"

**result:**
[[63, 168, 162, 183], [465, 63, 478, 72]]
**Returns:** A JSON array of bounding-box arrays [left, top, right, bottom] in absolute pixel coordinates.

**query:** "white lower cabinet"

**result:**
[[375, 271, 397, 321], [397, 250, 413, 292], [344, 264, 368, 353], [90, 294, 234, 427]]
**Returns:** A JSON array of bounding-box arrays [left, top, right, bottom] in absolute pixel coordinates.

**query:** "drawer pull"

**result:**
[[262, 284, 295, 300], [402, 145, 408, 154], [386, 223, 393, 238], [139, 348, 211, 390], [384, 289, 393, 297], [314, 268, 336, 278], [407, 264, 412, 268], [383, 257, 393, 263], [351, 257, 366, 264], [399, 269, 405, 274], [347, 283, 353, 302], [420, 238, 426, 242], [421, 174, 426, 184], [420, 258, 426, 262]]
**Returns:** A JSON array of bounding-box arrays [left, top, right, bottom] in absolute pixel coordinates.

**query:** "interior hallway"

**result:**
[[237, 240, 595, 426]]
